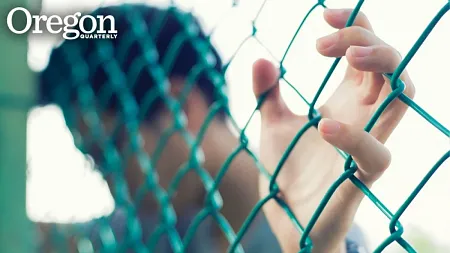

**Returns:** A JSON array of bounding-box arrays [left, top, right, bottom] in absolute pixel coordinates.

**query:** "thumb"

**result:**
[[252, 58, 291, 123], [318, 118, 391, 185]]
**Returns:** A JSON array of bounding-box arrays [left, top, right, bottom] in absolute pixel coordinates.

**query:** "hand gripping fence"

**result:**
[[8, 0, 449, 252]]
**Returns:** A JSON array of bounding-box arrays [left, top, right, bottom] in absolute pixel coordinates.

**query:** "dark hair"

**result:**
[[38, 3, 228, 121]]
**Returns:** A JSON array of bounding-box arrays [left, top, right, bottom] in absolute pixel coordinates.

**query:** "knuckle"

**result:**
[[407, 81, 416, 98], [352, 133, 367, 152], [349, 10, 373, 31], [379, 45, 416, 98], [381, 149, 392, 171], [376, 45, 402, 72], [331, 28, 344, 43], [395, 48, 403, 60], [383, 44, 402, 60], [343, 26, 370, 43], [344, 127, 365, 153], [385, 49, 416, 98], [372, 143, 392, 173], [345, 25, 366, 34], [357, 11, 369, 22]]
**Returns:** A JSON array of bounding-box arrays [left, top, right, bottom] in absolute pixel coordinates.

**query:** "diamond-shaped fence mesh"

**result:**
[[1, 0, 449, 252]]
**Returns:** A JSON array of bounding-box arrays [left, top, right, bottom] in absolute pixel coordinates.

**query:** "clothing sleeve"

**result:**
[[243, 214, 369, 253], [45, 208, 368, 253], [345, 224, 369, 253], [241, 214, 282, 253]]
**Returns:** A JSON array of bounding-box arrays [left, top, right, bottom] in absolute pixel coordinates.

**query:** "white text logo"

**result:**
[[7, 7, 118, 40]]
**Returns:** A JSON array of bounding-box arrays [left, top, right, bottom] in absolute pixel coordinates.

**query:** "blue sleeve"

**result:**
[[52, 209, 368, 253], [345, 224, 369, 253], [243, 214, 368, 253], [241, 214, 282, 253]]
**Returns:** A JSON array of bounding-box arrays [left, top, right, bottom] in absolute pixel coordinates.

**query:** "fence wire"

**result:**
[[31, 0, 450, 252]]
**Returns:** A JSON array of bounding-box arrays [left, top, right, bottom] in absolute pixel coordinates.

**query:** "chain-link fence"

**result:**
[[2, 0, 449, 252]]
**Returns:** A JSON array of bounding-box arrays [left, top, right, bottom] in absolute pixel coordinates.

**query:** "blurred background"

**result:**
[[25, 0, 449, 252]]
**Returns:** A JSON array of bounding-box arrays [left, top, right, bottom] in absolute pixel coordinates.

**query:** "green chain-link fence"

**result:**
[[3, 0, 450, 252]]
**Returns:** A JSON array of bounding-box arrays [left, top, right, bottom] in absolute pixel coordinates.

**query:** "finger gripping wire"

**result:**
[[29, 1, 450, 253]]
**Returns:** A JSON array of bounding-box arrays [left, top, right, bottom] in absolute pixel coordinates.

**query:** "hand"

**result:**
[[253, 8, 415, 253]]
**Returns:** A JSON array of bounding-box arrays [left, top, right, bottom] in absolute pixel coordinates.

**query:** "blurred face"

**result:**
[[76, 78, 226, 213]]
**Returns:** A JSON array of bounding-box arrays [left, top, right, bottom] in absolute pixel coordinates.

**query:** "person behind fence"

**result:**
[[37, 3, 415, 253]]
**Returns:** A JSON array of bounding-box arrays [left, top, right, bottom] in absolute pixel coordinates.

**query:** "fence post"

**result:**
[[0, 0, 36, 252]]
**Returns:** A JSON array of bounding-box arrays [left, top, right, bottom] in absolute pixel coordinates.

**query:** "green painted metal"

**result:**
[[0, 0, 36, 252], [6, 0, 449, 252]]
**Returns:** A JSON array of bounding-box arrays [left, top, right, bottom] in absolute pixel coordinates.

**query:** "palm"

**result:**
[[322, 68, 407, 143], [322, 72, 378, 128]]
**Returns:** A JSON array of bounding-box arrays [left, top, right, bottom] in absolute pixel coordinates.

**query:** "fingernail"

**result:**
[[320, 119, 340, 135], [317, 32, 339, 50], [350, 46, 373, 57]]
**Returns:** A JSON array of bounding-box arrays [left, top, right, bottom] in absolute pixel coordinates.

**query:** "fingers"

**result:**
[[252, 58, 292, 123], [347, 45, 415, 97], [317, 26, 384, 58], [318, 118, 391, 184], [346, 45, 401, 74], [346, 45, 403, 104], [324, 8, 374, 32], [318, 8, 416, 106]]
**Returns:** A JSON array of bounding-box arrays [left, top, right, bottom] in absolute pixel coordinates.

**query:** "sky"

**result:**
[[25, 0, 449, 252]]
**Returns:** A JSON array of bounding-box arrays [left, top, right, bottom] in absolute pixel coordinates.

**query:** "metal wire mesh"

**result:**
[[31, 0, 449, 252]]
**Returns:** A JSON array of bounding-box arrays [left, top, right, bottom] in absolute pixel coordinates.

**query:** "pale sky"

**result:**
[[26, 0, 450, 252]]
